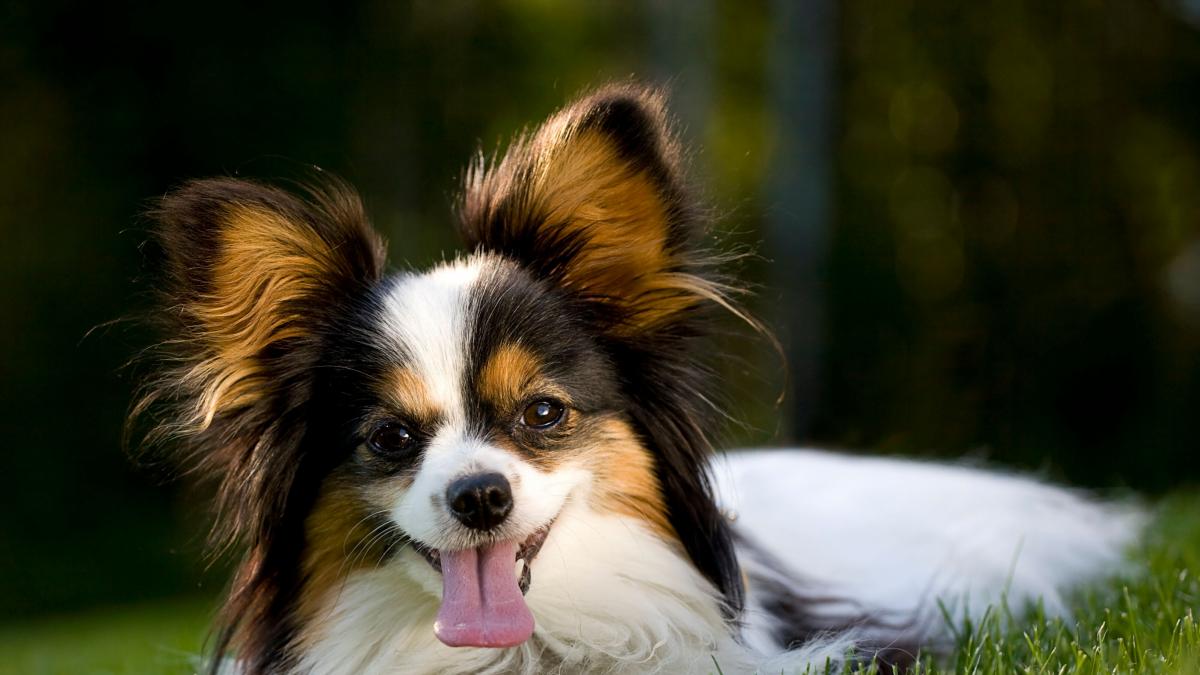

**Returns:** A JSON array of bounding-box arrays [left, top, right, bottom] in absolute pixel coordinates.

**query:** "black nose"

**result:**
[[446, 473, 513, 531]]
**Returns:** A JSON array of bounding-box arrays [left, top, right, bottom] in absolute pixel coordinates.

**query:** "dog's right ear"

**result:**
[[136, 177, 386, 545], [152, 177, 385, 431]]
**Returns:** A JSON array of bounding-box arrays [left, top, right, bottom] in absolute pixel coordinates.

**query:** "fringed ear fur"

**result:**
[[139, 176, 384, 521], [459, 84, 747, 616], [152, 179, 384, 430], [459, 84, 741, 335], [132, 177, 386, 669]]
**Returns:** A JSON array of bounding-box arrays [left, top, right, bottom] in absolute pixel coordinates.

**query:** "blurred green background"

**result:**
[[2, 0, 1198, 632]]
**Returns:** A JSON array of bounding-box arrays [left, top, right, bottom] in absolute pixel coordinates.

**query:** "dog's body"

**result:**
[[138, 85, 1142, 674], [274, 449, 1141, 675]]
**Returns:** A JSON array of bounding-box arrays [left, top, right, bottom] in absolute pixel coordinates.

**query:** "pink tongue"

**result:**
[[434, 541, 534, 648]]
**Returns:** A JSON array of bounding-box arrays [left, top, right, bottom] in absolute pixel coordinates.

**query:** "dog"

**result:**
[[134, 84, 1144, 674]]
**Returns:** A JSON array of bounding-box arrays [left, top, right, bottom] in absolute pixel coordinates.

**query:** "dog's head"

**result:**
[[137, 85, 744, 671]]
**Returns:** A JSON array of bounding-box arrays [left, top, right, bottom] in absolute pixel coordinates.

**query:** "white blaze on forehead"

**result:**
[[379, 257, 484, 425]]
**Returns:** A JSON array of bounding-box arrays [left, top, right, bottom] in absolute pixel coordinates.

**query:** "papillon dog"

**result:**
[[135, 84, 1143, 674]]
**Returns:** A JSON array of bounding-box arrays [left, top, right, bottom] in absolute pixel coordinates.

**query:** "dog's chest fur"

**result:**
[[293, 508, 751, 675]]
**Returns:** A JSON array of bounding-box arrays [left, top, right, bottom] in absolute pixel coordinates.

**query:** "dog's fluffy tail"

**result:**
[[713, 449, 1147, 665]]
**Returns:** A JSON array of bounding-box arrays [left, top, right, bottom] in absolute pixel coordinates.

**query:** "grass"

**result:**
[[0, 596, 213, 675], [837, 492, 1200, 675], [1, 494, 1196, 675]]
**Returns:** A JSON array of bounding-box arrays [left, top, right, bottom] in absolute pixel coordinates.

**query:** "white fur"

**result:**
[[714, 449, 1147, 656], [379, 257, 483, 427]]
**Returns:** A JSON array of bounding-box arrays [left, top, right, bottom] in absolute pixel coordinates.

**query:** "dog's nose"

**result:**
[[446, 472, 513, 531]]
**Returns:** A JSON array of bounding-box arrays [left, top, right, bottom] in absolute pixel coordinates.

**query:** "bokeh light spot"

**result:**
[[889, 82, 960, 155]]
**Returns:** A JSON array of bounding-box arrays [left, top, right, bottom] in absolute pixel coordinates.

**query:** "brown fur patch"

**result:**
[[182, 206, 354, 430], [477, 343, 544, 409], [295, 480, 393, 627], [532, 132, 696, 332], [378, 366, 440, 423], [584, 418, 674, 540]]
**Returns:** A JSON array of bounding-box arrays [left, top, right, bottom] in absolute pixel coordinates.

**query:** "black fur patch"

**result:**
[[736, 530, 924, 670]]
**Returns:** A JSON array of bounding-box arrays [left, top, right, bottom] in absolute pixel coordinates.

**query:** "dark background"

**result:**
[[2, 0, 1198, 622]]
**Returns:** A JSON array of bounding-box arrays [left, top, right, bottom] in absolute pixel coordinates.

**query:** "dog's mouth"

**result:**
[[414, 523, 551, 595], [414, 522, 553, 649]]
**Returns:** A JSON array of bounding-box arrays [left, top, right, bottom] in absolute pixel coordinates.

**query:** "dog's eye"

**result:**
[[521, 400, 564, 429], [368, 421, 415, 455]]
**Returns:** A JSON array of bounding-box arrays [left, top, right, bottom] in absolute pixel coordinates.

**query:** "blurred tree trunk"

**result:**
[[768, 0, 836, 439]]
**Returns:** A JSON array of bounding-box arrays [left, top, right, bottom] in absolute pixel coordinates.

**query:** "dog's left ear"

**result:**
[[460, 84, 719, 335]]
